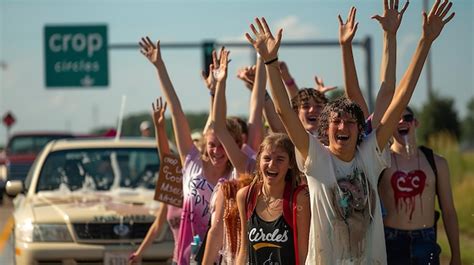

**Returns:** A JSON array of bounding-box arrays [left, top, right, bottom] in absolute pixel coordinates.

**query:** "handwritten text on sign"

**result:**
[[154, 154, 183, 207]]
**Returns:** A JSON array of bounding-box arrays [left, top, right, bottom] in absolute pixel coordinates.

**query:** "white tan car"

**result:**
[[6, 138, 174, 265]]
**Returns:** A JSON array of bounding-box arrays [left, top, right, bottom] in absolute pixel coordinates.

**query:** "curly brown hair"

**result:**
[[290, 88, 328, 113], [317, 97, 366, 146]]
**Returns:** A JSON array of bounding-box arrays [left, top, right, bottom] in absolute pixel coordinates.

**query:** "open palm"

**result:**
[[152, 97, 167, 127], [139, 36, 162, 67], [422, 0, 455, 43], [338, 7, 359, 45], [245, 17, 282, 62], [372, 0, 409, 34]]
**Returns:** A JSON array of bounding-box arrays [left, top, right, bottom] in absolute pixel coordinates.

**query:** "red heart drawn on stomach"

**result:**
[[390, 169, 427, 219]]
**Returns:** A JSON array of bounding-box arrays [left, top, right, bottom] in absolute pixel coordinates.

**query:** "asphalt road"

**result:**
[[0, 195, 15, 265]]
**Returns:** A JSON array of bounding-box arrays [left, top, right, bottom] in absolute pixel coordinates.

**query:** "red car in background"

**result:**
[[0, 132, 75, 202]]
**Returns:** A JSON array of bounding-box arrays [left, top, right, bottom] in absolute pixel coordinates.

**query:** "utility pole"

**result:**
[[424, 0, 434, 99]]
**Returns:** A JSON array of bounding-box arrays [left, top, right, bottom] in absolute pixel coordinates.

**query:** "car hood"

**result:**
[[25, 189, 159, 223]]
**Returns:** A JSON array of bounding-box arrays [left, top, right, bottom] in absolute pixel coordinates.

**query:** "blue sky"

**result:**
[[0, 0, 472, 145]]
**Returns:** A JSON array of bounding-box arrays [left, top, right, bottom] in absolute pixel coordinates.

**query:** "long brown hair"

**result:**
[[253, 133, 302, 188]]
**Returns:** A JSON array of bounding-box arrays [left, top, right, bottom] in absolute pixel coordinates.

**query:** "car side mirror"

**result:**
[[6, 180, 24, 196]]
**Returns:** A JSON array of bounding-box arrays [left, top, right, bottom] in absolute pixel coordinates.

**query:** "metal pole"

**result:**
[[364, 37, 374, 112], [424, 0, 434, 98]]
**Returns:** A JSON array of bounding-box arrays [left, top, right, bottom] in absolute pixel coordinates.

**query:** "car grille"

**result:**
[[7, 162, 32, 181], [73, 222, 152, 241]]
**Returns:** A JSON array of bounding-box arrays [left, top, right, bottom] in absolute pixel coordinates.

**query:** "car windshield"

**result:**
[[9, 135, 73, 155], [36, 148, 159, 192]]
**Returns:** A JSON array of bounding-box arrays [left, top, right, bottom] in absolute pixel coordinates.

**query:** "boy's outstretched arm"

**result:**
[[371, 0, 409, 128], [376, 0, 455, 149]]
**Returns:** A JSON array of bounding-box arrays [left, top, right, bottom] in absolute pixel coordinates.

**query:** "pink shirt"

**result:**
[[176, 146, 232, 264], [166, 204, 182, 263]]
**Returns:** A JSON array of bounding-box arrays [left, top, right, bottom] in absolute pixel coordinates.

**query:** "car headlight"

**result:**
[[16, 222, 73, 242]]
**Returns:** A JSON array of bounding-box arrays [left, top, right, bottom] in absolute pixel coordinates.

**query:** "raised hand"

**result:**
[[372, 0, 410, 34], [314, 75, 337, 94], [201, 49, 219, 92], [139, 36, 162, 68], [338, 7, 359, 45], [237, 65, 256, 90], [422, 0, 455, 43], [214, 47, 230, 82], [152, 97, 167, 128], [245, 17, 282, 63]]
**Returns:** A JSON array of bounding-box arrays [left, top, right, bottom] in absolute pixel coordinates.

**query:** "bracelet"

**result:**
[[210, 91, 215, 97], [284, 78, 295, 87], [264, 57, 278, 65]]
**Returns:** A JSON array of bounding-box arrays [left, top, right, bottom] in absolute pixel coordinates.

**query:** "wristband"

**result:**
[[264, 57, 278, 65], [284, 78, 295, 87]]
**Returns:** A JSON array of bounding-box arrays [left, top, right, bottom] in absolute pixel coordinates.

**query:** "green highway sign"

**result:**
[[44, 25, 108, 88]]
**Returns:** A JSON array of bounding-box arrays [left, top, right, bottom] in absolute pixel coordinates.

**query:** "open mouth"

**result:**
[[265, 170, 279, 178], [336, 134, 350, 141], [307, 115, 318, 123], [398, 127, 409, 136]]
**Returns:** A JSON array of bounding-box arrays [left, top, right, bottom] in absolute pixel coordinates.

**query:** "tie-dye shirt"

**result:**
[[176, 146, 232, 264]]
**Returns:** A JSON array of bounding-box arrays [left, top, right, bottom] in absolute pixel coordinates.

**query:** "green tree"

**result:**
[[418, 93, 461, 143], [461, 97, 474, 145]]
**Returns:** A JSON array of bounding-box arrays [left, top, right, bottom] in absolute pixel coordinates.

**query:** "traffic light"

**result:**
[[202, 41, 215, 77]]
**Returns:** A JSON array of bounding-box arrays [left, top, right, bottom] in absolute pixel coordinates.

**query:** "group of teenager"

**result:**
[[129, 0, 460, 264]]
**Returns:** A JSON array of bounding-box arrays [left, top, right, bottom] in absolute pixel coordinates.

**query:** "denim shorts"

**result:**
[[384, 226, 441, 265]]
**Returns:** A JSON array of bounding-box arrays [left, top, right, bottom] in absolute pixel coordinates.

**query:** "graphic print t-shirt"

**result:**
[[297, 132, 390, 265], [176, 146, 231, 264], [247, 210, 295, 265]]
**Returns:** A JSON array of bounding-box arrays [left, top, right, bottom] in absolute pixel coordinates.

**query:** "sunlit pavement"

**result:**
[[0, 196, 15, 265]]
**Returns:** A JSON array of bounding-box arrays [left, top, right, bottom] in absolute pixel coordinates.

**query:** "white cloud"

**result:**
[[273, 16, 320, 40]]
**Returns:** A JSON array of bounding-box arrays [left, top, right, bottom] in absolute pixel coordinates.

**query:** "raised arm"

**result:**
[[246, 56, 266, 151], [339, 7, 368, 117], [376, 0, 455, 149], [371, 0, 409, 128], [237, 64, 286, 134], [201, 50, 219, 134], [152, 97, 171, 160], [212, 48, 250, 174], [279, 61, 299, 100], [139, 37, 194, 165], [246, 17, 309, 159]]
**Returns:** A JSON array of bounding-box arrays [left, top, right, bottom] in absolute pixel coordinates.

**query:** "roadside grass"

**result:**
[[427, 133, 474, 264]]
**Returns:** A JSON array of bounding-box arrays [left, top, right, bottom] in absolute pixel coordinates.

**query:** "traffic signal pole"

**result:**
[[110, 38, 374, 111]]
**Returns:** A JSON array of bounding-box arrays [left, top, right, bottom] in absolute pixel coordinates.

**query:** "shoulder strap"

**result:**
[[419, 145, 442, 211], [245, 182, 259, 221], [290, 184, 307, 265], [282, 181, 293, 227]]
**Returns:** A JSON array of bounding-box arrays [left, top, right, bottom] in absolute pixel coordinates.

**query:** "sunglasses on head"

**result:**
[[402, 114, 414, 122]]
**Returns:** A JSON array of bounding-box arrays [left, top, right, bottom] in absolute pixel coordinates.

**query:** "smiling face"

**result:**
[[298, 98, 325, 133], [291, 88, 328, 133], [259, 145, 291, 185], [393, 109, 418, 145], [318, 98, 365, 161], [205, 131, 229, 167], [328, 111, 360, 159]]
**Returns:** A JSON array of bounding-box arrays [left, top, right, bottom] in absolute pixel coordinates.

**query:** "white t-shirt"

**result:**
[[297, 132, 390, 265]]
